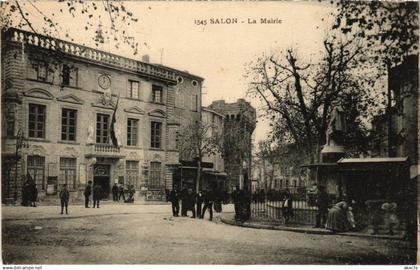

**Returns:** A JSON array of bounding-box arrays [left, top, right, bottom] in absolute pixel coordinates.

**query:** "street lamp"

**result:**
[[14, 128, 29, 202]]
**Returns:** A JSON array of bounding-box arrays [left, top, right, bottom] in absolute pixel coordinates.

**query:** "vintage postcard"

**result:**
[[0, 0, 418, 267]]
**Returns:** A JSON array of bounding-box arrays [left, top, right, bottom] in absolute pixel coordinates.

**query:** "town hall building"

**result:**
[[1, 28, 203, 202]]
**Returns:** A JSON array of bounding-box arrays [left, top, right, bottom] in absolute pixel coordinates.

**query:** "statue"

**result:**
[[326, 106, 346, 147]]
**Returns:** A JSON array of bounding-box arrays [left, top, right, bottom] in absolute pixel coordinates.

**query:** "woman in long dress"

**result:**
[[325, 200, 349, 232]]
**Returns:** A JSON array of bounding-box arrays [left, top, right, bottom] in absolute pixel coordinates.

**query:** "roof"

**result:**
[[154, 64, 204, 81], [338, 157, 408, 164], [202, 107, 225, 118]]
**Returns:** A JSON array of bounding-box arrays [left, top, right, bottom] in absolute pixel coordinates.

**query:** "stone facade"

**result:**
[[208, 99, 256, 191], [372, 55, 419, 179], [1, 28, 202, 202]]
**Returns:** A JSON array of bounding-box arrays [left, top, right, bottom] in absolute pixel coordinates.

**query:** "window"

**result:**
[[28, 104, 46, 138], [35, 60, 47, 81], [127, 118, 138, 146], [59, 158, 77, 189], [128, 80, 140, 99], [5, 105, 15, 137], [61, 109, 77, 141], [27, 155, 45, 190], [191, 94, 198, 111], [126, 161, 139, 188], [96, 114, 109, 144], [149, 161, 161, 189], [175, 90, 184, 108], [152, 85, 163, 103], [62, 64, 78, 87], [151, 121, 162, 148]]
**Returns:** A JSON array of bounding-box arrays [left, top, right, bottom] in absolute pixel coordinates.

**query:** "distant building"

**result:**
[[251, 156, 305, 193], [1, 28, 203, 202], [208, 99, 256, 191]]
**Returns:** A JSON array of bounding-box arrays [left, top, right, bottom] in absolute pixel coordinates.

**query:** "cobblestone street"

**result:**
[[2, 204, 416, 264]]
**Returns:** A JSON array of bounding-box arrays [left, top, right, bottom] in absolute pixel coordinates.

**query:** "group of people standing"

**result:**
[[111, 183, 136, 203], [168, 187, 221, 221], [314, 185, 399, 235], [83, 181, 103, 208]]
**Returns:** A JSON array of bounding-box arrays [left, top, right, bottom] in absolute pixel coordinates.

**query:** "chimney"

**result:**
[[142, 54, 150, 63]]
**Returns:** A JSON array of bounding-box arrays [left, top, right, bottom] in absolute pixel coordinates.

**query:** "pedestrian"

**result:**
[[59, 184, 70, 215], [282, 193, 293, 224], [112, 182, 119, 202], [196, 190, 204, 218], [314, 185, 329, 228], [201, 189, 215, 221], [214, 190, 223, 213], [169, 188, 180, 217], [180, 186, 188, 216], [28, 180, 38, 207], [184, 188, 196, 218], [125, 185, 135, 203], [93, 183, 102, 208], [118, 184, 126, 202], [325, 198, 350, 233], [232, 186, 241, 220], [84, 181, 92, 208], [381, 198, 399, 235], [21, 179, 30, 207]]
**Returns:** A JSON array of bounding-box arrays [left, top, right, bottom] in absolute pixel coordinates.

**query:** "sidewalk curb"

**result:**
[[220, 216, 405, 241]]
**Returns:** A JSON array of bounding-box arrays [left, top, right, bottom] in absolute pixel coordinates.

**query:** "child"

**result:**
[[59, 184, 70, 215], [381, 199, 398, 235]]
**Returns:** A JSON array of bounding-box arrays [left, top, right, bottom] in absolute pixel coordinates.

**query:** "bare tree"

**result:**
[[247, 37, 374, 162], [177, 120, 222, 192]]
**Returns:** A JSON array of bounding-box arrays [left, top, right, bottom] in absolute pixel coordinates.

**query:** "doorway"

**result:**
[[93, 164, 111, 199]]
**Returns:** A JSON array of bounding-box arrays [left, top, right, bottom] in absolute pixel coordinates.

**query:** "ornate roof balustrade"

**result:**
[[5, 28, 176, 84]]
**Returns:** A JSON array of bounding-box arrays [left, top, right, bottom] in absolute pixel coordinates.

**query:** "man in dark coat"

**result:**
[[169, 188, 180, 217], [180, 187, 188, 217], [28, 181, 38, 207], [196, 191, 204, 218], [232, 186, 241, 221], [118, 184, 126, 202], [21, 179, 30, 207], [84, 181, 92, 208], [93, 184, 102, 208], [282, 192, 293, 224], [314, 185, 330, 228], [112, 183, 119, 201], [201, 189, 215, 221], [59, 184, 70, 215], [184, 188, 196, 218]]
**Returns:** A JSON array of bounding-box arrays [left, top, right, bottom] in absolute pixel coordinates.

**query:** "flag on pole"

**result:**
[[110, 95, 120, 147]]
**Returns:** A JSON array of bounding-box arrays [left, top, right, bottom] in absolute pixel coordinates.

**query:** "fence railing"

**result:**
[[250, 189, 318, 226]]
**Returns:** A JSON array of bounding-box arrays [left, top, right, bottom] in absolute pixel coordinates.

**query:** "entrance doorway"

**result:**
[[93, 164, 111, 199]]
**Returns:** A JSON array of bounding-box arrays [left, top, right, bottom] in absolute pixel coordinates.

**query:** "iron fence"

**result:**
[[250, 188, 318, 226]]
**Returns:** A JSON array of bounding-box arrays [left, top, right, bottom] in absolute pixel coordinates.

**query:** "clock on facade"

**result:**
[[98, 74, 111, 89]]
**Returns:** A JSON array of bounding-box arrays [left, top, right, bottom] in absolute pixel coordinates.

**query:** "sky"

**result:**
[[15, 1, 337, 143]]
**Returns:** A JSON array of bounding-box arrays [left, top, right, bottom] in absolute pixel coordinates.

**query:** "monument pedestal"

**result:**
[[321, 145, 345, 163]]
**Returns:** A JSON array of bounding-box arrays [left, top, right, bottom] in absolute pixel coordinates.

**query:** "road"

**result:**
[[2, 203, 416, 264]]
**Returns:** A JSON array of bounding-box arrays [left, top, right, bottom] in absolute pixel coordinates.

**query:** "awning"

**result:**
[[202, 169, 228, 177], [337, 157, 410, 173], [338, 157, 408, 163]]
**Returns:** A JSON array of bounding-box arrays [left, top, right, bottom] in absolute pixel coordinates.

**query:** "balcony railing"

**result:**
[[5, 28, 176, 83], [86, 143, 124, 158], [94, 143, 120, 153]]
